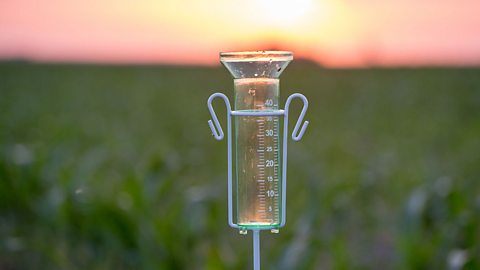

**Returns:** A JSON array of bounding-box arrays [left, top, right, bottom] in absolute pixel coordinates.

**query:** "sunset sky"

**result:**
[[1, 0, 480, 67]]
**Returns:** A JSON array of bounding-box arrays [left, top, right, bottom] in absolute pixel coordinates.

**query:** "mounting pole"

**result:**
[[253, 230, 260, 270]]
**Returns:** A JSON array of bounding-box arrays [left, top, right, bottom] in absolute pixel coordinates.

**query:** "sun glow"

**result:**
[[1, 0, 479, 66], [256, 0, 315, 27]]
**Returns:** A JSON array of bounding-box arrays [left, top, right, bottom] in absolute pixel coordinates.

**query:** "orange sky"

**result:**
[[1, 0, 480, 67]]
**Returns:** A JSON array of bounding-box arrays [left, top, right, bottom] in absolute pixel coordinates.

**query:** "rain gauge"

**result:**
[[207, 51, 309, 270]]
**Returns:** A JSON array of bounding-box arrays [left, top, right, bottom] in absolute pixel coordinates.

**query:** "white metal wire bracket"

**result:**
[[208, 92, 309, 270], [207, 92, 309, 229]]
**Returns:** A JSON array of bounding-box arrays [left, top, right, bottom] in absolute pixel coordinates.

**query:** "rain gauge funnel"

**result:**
[[220, 51, 293, 79], [207, 51, 309, 270]]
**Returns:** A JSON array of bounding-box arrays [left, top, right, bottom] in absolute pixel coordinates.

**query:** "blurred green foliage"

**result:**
[[0, 62, 479, 269]]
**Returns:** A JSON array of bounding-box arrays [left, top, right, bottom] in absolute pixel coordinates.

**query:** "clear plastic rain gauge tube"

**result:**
[[207, 51, 309, 270], [235, 77, 281, 229]]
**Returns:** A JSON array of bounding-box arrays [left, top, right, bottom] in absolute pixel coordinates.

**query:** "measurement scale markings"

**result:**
[[257, 115, 278, 220]]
